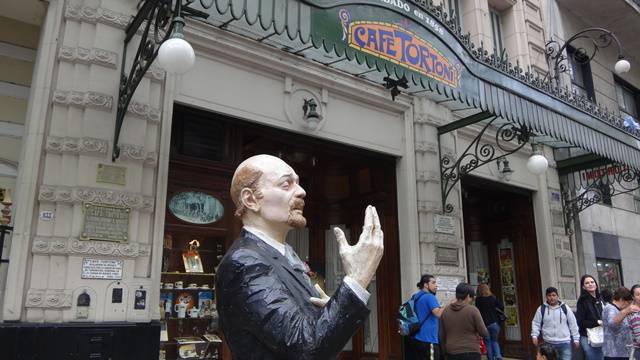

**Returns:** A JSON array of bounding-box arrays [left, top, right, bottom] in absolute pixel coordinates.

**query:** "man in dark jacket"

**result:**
[[216, 154, 384, 359]]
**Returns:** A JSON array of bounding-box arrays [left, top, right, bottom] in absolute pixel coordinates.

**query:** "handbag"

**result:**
[[495, 307, 507, 322], [586, 325, 603, 347]]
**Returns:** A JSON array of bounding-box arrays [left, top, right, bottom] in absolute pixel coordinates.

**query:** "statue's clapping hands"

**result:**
[[335, 205, 384, 289]]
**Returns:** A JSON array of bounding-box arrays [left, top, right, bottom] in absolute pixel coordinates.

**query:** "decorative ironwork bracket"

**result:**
[[383, 76, 408, 101], [113, 0, 209, 161], [439, 115, 532, 213], [560, 163, 640, 234]]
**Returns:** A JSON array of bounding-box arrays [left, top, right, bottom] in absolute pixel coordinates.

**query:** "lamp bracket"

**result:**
[[383, 76, 408, 101], [439, 116, 532, 213], [561, 163, 640, 235], [113, 0, 210, 161]]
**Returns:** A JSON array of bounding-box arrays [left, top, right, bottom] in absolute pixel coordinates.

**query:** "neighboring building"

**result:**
[[0, 0, 639, 359]]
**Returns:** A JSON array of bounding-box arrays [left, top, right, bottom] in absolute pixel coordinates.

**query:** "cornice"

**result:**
[[38, 185, 154, 213], [32, 236, 151, 258]]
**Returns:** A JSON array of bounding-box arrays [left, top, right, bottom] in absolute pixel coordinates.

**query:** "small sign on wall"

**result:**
[[433, 214, 455, 234], [39, 210, 55, 221], [81, 258, 124, 280], [435, 246, 459, 266], [97, 163, 126, 185], [81, 203, 130, 242]]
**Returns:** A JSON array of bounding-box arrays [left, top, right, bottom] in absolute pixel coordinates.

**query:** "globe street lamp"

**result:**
[[545, 28, 630, 86]]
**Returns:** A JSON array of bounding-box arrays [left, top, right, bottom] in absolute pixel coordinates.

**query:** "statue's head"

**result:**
[[230, 154, 307, 230]]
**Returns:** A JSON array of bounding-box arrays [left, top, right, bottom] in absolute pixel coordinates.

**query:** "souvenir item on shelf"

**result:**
[[175, 301, 188, 319], [163, 292, 174, 318], [164, 283, 174, 289], [200, 284, 210, 289], [188, 307, 200, 318], [198, 291, 213, 316], [188, 283, 198, 289], [176, 292, 195, 309], [175, 281, 184, 289], [183, 239, 204, 273], [175, 337, 207, 360], [163, 234, 173, 249]]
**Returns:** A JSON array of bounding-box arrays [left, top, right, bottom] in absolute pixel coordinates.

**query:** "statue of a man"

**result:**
[[216, 154, 384, 359]]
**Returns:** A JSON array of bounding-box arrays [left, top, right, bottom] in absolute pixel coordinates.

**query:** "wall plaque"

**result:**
[[435, 246, 459, 266], [433, 214, 455, 234], [97, 163, 126, 185], [81, 258, 124, 280], [560, 257, 576, 277], [81, 203, 130, 242]]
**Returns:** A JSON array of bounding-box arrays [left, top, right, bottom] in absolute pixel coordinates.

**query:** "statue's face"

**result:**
[[256, 157, 307, 229]]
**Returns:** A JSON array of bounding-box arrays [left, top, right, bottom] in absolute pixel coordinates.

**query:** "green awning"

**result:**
[[190, 0, 640, 169]]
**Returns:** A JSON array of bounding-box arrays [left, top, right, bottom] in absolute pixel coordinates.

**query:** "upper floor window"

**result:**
[[448, 0, 461, 28], [615, 77, 639, 120], [489, 8, 503, 54], [567, 46, 596, 100]]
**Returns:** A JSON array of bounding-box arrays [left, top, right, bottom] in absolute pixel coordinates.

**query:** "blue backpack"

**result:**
[[397, 292, 428, 336]]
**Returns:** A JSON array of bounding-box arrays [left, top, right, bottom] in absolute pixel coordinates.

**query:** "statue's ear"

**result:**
[[240, 188, 260, 212]]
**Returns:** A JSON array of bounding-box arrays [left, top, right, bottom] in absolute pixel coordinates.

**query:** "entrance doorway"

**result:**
[[162, 104, 402, 359], [462, 177, 542, 358]]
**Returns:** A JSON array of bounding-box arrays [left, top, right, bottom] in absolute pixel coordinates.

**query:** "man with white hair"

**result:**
[[216, 154, 384, 359]]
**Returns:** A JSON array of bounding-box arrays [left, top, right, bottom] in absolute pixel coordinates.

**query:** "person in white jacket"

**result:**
[[531, 287, 580, 360]]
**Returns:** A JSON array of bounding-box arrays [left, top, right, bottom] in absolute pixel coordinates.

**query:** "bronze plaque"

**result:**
[[435, 246, 459, 266], [97, 164, 126, 185], [81, 203, 130, 242]]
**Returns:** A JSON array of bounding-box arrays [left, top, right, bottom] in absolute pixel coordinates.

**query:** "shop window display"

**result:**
[[596, 258, 623, 292]]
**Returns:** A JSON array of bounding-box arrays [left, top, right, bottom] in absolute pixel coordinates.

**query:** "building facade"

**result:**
[[1, 0, 640, 358]]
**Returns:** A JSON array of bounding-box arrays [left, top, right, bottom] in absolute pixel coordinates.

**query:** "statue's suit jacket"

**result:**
[[216, 230, 370, 360]]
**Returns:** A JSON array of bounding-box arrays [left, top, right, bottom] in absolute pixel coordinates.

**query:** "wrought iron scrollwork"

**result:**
[[113, 0, 212, 161], [440, 117, 532, 213], [562, 164, 640, 234], [544, 28, 624, 85]]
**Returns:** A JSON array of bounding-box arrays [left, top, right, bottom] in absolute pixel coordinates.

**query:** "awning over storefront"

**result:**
[[191, 0, 640, 169]]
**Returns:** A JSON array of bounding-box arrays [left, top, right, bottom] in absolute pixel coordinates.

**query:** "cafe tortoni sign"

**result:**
[[309, 0, 467, 90]]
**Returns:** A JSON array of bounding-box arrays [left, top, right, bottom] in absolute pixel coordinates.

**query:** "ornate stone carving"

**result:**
[[58, 46, 118, 68], [419, 231, 460, 245], [145, 65, 166, 82], [414, 141, 438, 154], [38, 185, 155, 213], [26, 289, 72, 308], [46, 136, 108, 157], [32, 236, 152, 258], [65, 4, 130, 29], [416, 170, 440, 183], [52, 90, 113, 111], [118, 143, 158, 168], [127, 101, 161, 123], [417, 200, 445, 214]]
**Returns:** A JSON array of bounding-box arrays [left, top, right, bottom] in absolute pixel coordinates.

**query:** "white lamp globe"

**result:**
[[157, 37, 195, 74], [615, 58, 631, 74], [527, 153, 548, 175]]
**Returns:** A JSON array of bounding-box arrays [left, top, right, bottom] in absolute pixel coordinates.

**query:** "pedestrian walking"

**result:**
[[625, 285, 640, 360], [406, 274, 443, 360], [602, 286, 634, 360], [475, 284, 504, 360], [530, 287, 579, 360], [576, 275, 604, 360], [439, 283, 488, 360]]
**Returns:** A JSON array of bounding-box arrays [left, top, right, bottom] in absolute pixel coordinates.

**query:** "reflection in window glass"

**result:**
[[596, 258, 623, 292]]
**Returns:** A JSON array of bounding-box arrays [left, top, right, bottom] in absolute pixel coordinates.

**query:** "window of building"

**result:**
[[615, 77, 640, 120], [567, 46, 596, 100], [596, 258, 623, 292], [489, 8, 503, 54], [448, 0, 461, 28], [598, 181, 612, 206]]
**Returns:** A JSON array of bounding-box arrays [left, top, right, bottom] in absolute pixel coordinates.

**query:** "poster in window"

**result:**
[[499, 248, 513, 267], [505, 306, 519, 326], [596, 259, 622, 291], [183, 239, 204, 273], [503, 286, 517, 306], [501, 267, 514, 287], [134, 289, 147, 310]]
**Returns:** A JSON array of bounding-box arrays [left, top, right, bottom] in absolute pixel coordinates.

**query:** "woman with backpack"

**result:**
[[576, 275, 604, 360], [475, 284, 504, 360], [406, 274, 443, 360]]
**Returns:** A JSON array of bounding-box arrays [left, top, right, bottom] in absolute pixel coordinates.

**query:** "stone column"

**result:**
[[4, 0, 167, 323]]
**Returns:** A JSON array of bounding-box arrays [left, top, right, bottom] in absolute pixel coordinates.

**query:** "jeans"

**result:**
[[547, 342, 572, 360], [580, 336, 604, 360], [483, 322, 502, 360]]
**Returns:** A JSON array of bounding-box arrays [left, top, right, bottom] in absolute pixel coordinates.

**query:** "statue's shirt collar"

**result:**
[[243, 226, 286, 256]]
